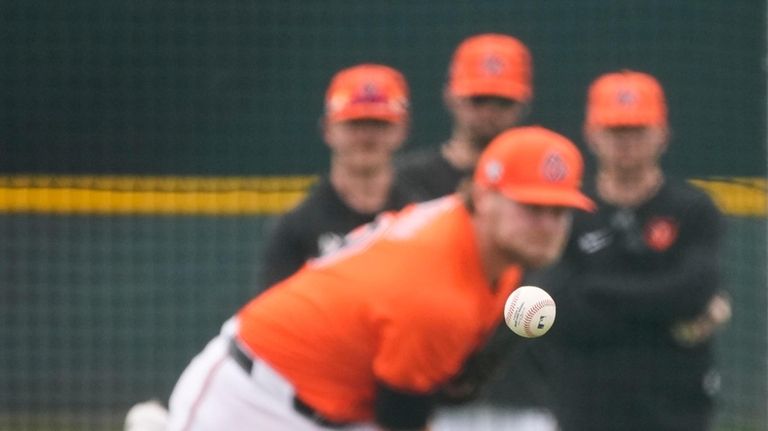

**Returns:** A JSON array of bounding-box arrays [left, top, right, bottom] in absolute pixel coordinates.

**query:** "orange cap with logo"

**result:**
[[448, 33, 533, 102], [585, 70, 667, 127], [325, 64, 409, 124], [474, 126, 595, 211]]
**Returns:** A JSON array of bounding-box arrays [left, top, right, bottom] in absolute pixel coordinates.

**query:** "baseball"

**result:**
[[504, 285, 556, 338], [124, 400, 169, 431]]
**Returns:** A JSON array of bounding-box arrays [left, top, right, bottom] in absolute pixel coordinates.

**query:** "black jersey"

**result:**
[[543, 178, 724, 430], [258, 176, 414, 289], [395, 147, 471, 201]]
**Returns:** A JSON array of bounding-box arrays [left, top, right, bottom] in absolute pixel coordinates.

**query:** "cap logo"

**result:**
[[484, 159, 504, 183], [541, 152, 568, 182], [350, 82, 387, 105], [482, 54, 504, 76], [617, 89, 638, 106]]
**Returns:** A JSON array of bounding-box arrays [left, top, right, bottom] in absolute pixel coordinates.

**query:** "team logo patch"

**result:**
[[541, 152, 568, 182], [484, 159, 504, 183], [578, 228, 613, 254], [350, 82, 387, 105], [482, 54, 504, 76], [644, 216, 678, 251], [318, 232, 345, 256], [617, 89, 638, 106]]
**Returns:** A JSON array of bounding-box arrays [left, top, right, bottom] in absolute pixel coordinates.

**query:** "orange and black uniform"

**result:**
[[236, 196, 520, 427]]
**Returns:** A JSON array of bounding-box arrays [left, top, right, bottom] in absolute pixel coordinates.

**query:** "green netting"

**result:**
[[715, 217, 768, 430], [0, 215, 268, 430], [2, 0, 764, 176], [0, 1, 765, 430]]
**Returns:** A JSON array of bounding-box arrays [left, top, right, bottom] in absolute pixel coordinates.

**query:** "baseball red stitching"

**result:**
[[505, 293, 521, 324], [522, 300, 555, 337]]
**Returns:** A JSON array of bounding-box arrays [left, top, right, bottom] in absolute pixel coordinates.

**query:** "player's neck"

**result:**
[[597, 165, 664, 208], [330, 163, 394, 214], [472, 217, 510, 289], [442, 137, 481, 172]]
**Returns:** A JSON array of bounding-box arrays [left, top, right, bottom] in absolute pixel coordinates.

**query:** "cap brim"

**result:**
[[328, 106, 406, 124], [449, 80, 531, 102], [586, 113, 666, 128], [500, 186, 596, 212]]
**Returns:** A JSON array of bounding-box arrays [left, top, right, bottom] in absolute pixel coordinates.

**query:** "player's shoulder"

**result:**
[[395, 146, 447, 174], [660, 178, 720, 213], [386, 196, 464, 240], [284, 177, 336, 211], [663, 177, 708, 198], [395, 146, 465, 201], [387, 178, 423, 209], [274, 178, 337, 224]]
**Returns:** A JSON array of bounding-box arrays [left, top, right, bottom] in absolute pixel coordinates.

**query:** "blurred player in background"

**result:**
[[258, 63, 415, 289], [396, 33, 532, 201], [166, 126, 595, 431], [395, 33, 558, 430], [540, 70, 731, 431]]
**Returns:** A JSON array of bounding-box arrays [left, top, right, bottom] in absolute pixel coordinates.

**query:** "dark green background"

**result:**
[[2, 0, 765, 176], [0, 1, 766, 430]]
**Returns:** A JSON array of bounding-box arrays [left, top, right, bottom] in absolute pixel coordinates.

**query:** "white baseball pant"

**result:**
[[167, 319, 377, 431]]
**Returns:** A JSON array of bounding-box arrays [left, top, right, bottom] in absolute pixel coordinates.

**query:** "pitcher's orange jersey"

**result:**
[[237, 195, 521, 422]]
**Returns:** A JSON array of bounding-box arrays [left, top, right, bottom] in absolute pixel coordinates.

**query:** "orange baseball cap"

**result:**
[[325, 64, 409, 123], [586, 70, 667, 127], [474, 126, 595, 211], [448, 33, 533, 102]]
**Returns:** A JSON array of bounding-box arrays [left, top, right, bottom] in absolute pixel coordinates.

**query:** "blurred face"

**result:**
[[324, 118, 408, 174], [474, 188, 573, 269], [585, 125, 668, 173], [446, 94, 527, 150]]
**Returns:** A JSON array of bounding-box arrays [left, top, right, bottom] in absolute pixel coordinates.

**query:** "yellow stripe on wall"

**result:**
[[689, 177, 767, 218], [0, 175, 764, 217], [0, 175, 317, 215]]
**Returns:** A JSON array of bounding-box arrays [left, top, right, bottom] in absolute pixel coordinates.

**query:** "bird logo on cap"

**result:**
[[482, 54, 504, 76], [541, 152, 568, 182], [617, 89, 638, 106], [351, 82, 386, 104]]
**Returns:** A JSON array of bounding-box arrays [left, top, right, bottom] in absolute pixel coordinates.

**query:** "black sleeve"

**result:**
[[374, 381, 436, 430], [257, 211, 313, 292], [548, 195, 724, 345], [544, 257, 640, 345]]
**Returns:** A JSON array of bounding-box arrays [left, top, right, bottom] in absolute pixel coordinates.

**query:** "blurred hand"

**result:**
[[671, 292, 732, 347]]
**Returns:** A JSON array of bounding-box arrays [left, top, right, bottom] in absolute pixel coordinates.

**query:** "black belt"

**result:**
[[228, 338, 350, 429], [228, 338, 255, 373]]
